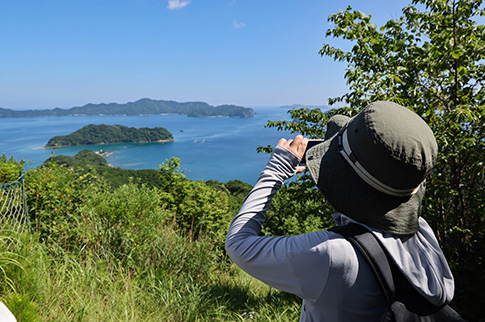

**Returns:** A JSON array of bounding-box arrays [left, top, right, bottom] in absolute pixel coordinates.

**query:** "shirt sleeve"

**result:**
[[225, 145, 332, 301]]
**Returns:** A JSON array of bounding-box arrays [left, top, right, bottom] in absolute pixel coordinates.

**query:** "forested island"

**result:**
[[0, 98, 255, 118], [45, 124, 174, 148]]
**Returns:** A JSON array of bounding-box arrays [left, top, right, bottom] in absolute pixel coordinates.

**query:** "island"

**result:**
[[0, 98, 255, 118], [45, 124, 174, 148]]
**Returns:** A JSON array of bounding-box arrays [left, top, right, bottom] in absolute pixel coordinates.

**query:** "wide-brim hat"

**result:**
[[306, 101, 438, 235]]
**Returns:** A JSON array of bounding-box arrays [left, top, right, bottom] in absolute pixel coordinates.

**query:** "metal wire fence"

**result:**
[[0, 174, 30, 232]]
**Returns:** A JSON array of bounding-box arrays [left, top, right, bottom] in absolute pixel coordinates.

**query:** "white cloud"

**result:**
[[233, 20, 246, 28], [167, 0, 190, 10]]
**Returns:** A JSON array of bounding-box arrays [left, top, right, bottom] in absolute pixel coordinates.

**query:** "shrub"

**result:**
[[87, 182, 170, 268], [159, 158, 230, 245], [263, 175, 335, 236], [0, 155, 25, 183], [24, 164, 107, 251]]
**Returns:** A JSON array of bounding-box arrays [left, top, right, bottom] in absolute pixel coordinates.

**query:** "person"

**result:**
[[225, 101, 455, 321]]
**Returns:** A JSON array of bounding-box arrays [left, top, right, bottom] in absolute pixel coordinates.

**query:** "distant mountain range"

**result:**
[[0, 98, 255, 118]]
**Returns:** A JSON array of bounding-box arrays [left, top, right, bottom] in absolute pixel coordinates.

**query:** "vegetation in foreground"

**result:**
[[0, 156, 307, 321]]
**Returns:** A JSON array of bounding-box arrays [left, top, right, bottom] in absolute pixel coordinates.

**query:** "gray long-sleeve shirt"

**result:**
[[225, 145, 454, 321]]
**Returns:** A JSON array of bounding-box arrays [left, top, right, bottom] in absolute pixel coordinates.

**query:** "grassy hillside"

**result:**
[[2, 149, 481, 320], [0, 154, 303, 321]]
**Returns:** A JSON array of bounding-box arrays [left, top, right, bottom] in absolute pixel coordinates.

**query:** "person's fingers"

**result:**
[[288, 135, 307, 159], [290, 135, 302, 147], [298, 137, 309, 155], [296, 166, 307, 173], [277, 135, 308, 159]]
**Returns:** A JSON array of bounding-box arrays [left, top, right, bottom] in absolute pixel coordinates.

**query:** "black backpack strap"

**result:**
[[330, 224, 466, 320], [330, 223, 395, 305]]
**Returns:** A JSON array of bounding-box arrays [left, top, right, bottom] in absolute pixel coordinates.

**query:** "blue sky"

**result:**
[[1, 0, 411, 109]]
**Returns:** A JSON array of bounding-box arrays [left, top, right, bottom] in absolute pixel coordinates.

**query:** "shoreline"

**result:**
[[35, 138, 175, 150], [95, 150, 115, 167], [95, 150, 114, 157], [1, 112, 254, 119]]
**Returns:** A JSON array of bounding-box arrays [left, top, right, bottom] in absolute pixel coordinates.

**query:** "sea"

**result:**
[[0, 107, 296, 185]]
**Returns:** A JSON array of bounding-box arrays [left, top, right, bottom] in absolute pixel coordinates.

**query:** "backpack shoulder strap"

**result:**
[[330, 224, 465, 320], [330, 223, 395, 305]]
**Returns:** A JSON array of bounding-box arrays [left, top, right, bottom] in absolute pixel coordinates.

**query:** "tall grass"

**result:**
[[0, 164, 301, 320], [0, 226, 300, 321]]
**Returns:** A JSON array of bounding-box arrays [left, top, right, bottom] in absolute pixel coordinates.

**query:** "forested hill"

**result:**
[[0, 98, 255, 118], [45, 124, 174, 148]]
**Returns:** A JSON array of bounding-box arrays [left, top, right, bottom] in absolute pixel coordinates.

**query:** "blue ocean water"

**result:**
[[0, 107, 294, 184]]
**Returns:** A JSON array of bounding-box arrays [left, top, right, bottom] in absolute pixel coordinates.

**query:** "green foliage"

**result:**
[[0, 230, 42, 322], [24, 163, 107, 251], [0, 225, 222, 321], [97, 167, 162, 190], [206, 179, 253, 214], [25, 162, 172, 269], [263, 1, 484, 319], [159, 158, 230, 251], [0, 161, 299, 320], [158, 157, 187, 192], [46, 124, 174, 147], [207, 179, 252, 199], [44, 149, 109, 168], [263, 175, 336, 236], [87, 183, 170, 268], [44, 149, 162, 190], [0, 155, 25, 183], [3, 293, 39, 322]]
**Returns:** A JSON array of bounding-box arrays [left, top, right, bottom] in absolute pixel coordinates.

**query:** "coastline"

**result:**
[[40, 138, 175, 149], [95, 150, 114, 158], [95, 150, 115, 167], [1, 107, 290, 184]]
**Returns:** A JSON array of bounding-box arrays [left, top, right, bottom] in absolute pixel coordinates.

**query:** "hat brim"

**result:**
[[306, 117, 423, 235]]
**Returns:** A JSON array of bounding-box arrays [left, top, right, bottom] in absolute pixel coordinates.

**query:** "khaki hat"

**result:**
[[306, 101, 438, 235]]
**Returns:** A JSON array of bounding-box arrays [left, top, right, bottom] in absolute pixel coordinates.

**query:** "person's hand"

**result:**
[[277, 135, 308, 173]]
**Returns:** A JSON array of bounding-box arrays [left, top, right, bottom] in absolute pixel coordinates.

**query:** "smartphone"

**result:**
[[299, 139, 325, 166]]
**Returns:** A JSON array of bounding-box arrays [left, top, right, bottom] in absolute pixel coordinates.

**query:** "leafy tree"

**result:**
[[0, 155, 25, 183], [44, 149, 162, 190], [44, 149, 109, 168], [205, 179, 253, 214], [262, 176, 335, 236], [24, 164, 107, 250], [264, 0, 484, 319], [159, 158, 230, 247]]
